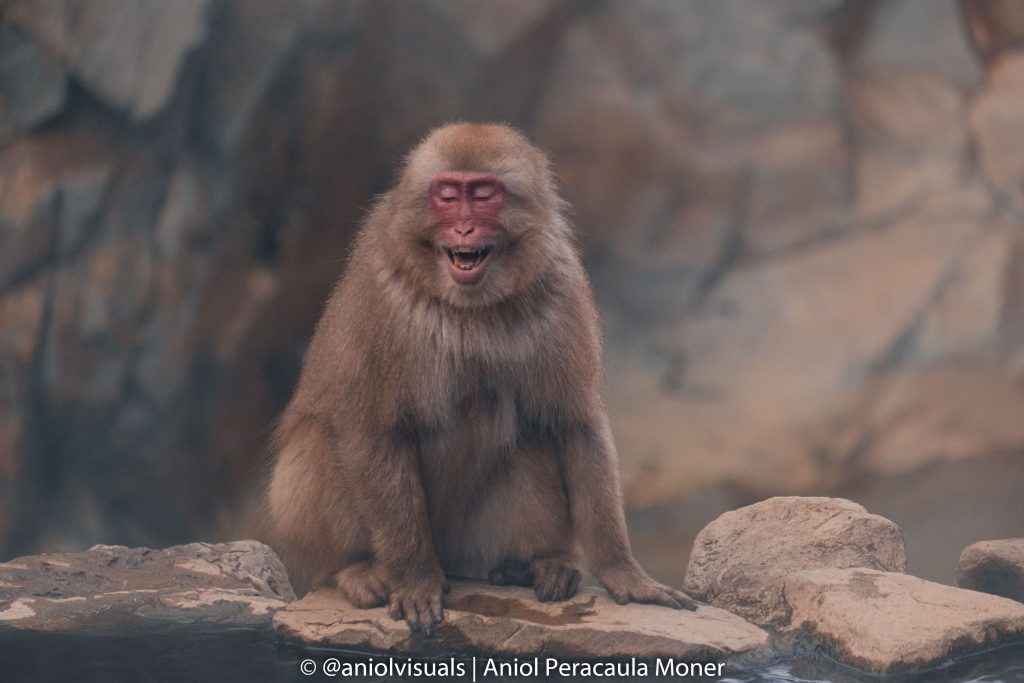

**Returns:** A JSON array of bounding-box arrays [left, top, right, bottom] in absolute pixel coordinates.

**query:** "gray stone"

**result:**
[[0, 540, 295, 632], [961, 0, 1024, 62], [784, 567, 1024, 675], [3, 0, 210, 120], [958, 539, 1024, 603], [274, 582, 769, 662], [969, 54, 1024, 209], [684, 497, 906, 626], [856, 0, 983, 88], [0, 23, 67, 132]]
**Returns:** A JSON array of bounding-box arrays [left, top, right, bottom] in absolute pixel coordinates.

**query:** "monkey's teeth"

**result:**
[[445, 245, 493, 271]]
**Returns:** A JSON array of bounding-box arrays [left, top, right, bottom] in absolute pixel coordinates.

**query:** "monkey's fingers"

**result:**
[[388, 596, 405, 621], [536, 565, 582, 602], [602, 582, 630, 605], [645, 588, 684, 610], [567, 569, 582, 598], [666, 586, 698, 611], [405, 602, 421, 634], [603, 574, 690, 609], [391, 595, 442, 635], [429, 593, 444, 624]]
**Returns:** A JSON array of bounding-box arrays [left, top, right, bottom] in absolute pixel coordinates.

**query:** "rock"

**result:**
[[615, 189, 998, 505], [0, 541, 295, 633], [0, 22, 67, 133], [274, 582, 769, 663], [3, 0, 210, 121], [958, 539, 1024, 603], [0, 131, 115, 290], [961, 0, 1024, 62], [802, 452, 1024, 587], [784, 567, 1024, 675], [816, 367, 1024, 479], [969, 54, 1024, 209], [683, 497, 906, 626], [0, 282, 46, 546], [847, 71, 966, 216], [856, 0, 983, 89]]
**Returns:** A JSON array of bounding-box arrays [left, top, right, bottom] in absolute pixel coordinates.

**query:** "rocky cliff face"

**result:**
[[1, 1, 1023, 560]]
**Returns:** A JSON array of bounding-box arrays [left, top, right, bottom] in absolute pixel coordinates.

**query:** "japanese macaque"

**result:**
[[266, 122, 696, 634]]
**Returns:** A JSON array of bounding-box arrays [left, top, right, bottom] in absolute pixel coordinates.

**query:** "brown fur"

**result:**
[[266, 123, 695, 634]]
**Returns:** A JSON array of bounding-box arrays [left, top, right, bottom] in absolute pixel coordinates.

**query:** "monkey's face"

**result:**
[[390, 123, 569, 308], [428, 172, 506, 287]]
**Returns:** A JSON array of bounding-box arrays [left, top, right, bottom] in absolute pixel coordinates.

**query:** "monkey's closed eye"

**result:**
[[437, 185, 459, 201], [471, 184, 496, 201]]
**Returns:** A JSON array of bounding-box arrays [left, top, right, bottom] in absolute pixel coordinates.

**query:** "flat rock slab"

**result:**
[[0, 540, 295, 633], [684, 496, 907, 626], [784, 567, 1024, 675], [274, 582, 769, 663], [958, 538, 1024, 603]]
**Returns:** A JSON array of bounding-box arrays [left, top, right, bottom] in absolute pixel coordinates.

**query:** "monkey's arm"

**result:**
[[346, 432, 448, 633], [562, 413, 697, 610]]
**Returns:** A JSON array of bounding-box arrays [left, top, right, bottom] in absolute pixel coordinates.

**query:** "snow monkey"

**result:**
[[267, 123, 696, 634]]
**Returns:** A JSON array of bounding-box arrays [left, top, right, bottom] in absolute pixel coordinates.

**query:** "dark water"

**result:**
[[1, 629, 1022, 683]]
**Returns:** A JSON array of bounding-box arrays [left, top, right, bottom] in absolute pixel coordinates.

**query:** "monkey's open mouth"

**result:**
[[445, 245, 493, 270], [442, 244, 495, 285]]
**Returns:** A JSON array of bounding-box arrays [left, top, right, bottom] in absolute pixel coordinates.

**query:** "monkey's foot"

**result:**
[[487, 559, 533, 587], [333, 561, 389, 608], [596, 562, 697, 610], [388, 571, 446, 636], [531, 557, 582, 602]]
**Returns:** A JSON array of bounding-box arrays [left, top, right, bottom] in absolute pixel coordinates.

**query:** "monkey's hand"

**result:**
[[387, 566, 448, 636], [595, 561, 697, 610]]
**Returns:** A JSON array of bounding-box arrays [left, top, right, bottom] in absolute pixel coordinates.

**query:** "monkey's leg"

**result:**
[[471, 449, 582, 602], [487, 557, 581, 602], [268, 417, 370, 595], [530, 556, 582, 602], [487, 559, 532, 586], [485, 557, 577, 602], [344, 434, 447, 635], [333, 560, 389, 608], [561, 415, 697, 611]]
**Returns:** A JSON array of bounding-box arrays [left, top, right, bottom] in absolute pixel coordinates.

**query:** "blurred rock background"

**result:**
[[1, 0, 1022, 584]]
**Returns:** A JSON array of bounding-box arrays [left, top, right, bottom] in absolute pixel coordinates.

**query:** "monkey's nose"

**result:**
[[454, 223, 475, 236]]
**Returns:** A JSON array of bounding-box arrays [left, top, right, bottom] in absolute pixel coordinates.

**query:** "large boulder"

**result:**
[[274, 582, 770, 665], [784, 567, 1024, 675], [969, 54, 1024, 210], [683, 497, 906, 626], [2, 0, 210, 121], [0, 540, 295, 632], [957, 539, 1024, 603]]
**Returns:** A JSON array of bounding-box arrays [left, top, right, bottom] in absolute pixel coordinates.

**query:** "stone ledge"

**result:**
[[273, 582, 770, 664], [0, 540, 294, 633], [783, 567, 1024, 675]]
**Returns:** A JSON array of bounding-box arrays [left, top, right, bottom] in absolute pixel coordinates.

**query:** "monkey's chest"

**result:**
[[418, 385, 519, 496]]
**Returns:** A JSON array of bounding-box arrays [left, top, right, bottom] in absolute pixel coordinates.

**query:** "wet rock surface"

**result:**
[[957, 538, 1024, 603], [683, 497, 907, 626], [1, 528, 1022, 680], [274, 582, 770, 663], [0, 540, 294, 633], [783, 567, 1024, 676]]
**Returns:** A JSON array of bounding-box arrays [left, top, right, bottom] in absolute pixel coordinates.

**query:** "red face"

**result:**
[[429, 172, 505, 286]]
